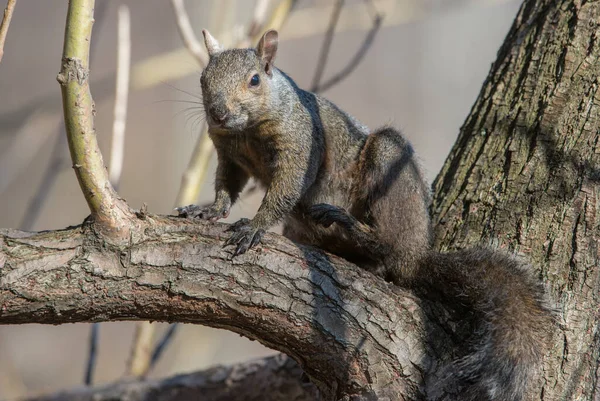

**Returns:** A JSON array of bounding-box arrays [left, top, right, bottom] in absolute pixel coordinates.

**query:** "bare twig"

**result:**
[[18, 0, 108, 232], [310, 0, 344, 92], [126, 322, 155, 377], [247, 0, 272, 38], [169, 0, 208, 67], [0, 0, 424, 138], [149, 324, 178, 368], [250, 0, 295, 44], [0, 110, 60, 196], [19, 133, 70, 231], [0, 338, 27, 399], [108, 5, 131, 191], [173, 126, 212, 207], [57, 0, 135, 236], [84, 323, 99, 386], [84, 4, 132, 386], [363, 0, 379, 20], [0, 0, 17, 63], [316, 11, 382, 93]]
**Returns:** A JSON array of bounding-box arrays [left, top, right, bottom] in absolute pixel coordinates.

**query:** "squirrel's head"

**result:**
[[200, 29, 279, 131]]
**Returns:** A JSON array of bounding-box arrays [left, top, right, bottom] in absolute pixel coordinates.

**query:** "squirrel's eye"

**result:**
[[250, 74, 260, 87]]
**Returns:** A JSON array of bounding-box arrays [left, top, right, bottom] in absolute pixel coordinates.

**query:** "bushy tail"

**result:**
[[418, 248, 554, 401]]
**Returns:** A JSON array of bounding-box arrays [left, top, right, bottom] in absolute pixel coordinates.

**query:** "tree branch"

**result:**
[[18, 0, 108, 232], [310, 0, 344, 92], [56, 0, 134, 237], [22, 355, 318, 401], [169, 0, 208, 67], [315, 11, 382, 93], [108, 4, 131, 191], [0, 216, 444, 400], [0, 0, 17, 63]]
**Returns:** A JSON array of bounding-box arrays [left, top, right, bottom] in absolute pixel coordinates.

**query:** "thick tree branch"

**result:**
[[0, 216, 445, 401], [23, 355, 318, 401]]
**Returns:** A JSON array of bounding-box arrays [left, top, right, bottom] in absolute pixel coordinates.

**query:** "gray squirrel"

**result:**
[[178, 29, 553, 401]]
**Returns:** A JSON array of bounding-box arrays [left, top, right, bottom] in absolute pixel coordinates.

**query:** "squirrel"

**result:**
[[177, 29, 554, 401]]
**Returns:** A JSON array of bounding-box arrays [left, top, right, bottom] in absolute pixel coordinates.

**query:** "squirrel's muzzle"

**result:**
[[209, 105, 229, 125]]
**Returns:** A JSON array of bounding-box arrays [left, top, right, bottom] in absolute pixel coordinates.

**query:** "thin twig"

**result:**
[[247, 0, 271, 38], [362, 0, 379, 20], [170, 0, 208, 67], [84, 322, 99, 386], [1, 0, 405, 133], [19, 133, 70, 231], [310, 0, 344, 92], [15, 1, 108, 231], [108, 4, 131, 191], [174, 126, 212, 207], [126, 322, 155, 377], [149, 324, 179, 368], [58, 0, 134, 232], [316, 12, 383, 93], [109, 4, 148, 379], [0, 110, 59, 197], [0, 0, 17, 63], [0, 340, 27, 399]]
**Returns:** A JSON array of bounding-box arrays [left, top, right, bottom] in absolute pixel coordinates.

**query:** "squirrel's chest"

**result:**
[[229, 136, 277, 185]]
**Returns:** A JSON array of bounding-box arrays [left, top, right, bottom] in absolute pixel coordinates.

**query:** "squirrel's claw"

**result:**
[[224, 218, 265, 256], [176, 204, 229, 221], [225, 218, 251, 232]]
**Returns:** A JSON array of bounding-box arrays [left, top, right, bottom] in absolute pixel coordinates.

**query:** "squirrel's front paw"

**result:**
[[224, 218, 265, 257], [307, 204, 349, 228], [176, 204, 229, 221]]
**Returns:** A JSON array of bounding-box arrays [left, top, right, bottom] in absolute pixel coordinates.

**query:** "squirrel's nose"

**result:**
[[209, 106, 229, 124]]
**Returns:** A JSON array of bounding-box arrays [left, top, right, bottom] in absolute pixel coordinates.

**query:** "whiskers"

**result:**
[[157, 82, 207, 136]]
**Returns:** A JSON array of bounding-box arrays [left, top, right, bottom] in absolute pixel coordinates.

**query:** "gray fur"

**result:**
[[178, 30, 554, 400]]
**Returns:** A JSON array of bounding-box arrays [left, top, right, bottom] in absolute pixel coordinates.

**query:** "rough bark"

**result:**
[[431, 0, 600, 399], [0, 216, 445, 401], [23, 354, 318, 401], [2, 0, 599, 400]]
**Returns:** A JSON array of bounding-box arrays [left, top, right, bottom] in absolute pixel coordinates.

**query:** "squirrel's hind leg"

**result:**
[[307, 203, 389, 262]]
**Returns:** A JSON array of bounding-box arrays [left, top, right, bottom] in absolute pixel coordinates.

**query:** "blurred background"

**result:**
[[0, 0, 521, 398]]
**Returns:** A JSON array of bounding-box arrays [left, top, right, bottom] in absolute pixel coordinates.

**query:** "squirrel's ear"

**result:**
[[256, 30, 278, 76], [202, 29, 222, 56]]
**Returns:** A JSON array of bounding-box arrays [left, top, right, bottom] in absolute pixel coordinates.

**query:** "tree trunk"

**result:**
[[431, 0, 600, 399]]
